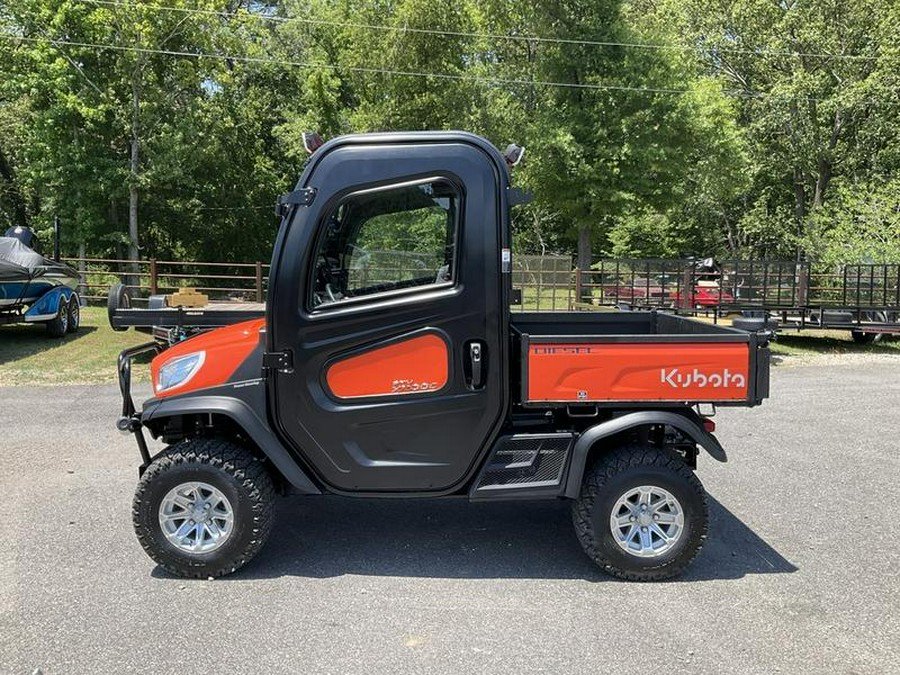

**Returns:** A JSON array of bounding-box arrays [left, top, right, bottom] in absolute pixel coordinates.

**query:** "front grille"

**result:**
[[475, 434, 573, 491]]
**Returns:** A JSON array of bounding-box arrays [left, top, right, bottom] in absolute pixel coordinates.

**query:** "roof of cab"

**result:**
[[297, 130, 510, 188]]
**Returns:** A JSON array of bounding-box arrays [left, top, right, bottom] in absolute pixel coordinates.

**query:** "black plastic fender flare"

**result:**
[[563, 410, 727, 499], [141, 393, 321, 495]]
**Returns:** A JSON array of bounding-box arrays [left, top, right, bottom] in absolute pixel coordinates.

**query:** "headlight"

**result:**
[[156, 351, 205, 393]]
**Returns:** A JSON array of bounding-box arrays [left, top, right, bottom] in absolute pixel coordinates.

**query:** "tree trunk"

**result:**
[[129, 136, 139, 264], [793, 165, 806, 262], [813, 109, 842, 210], [813, 159, 831, 210], [128, 66, 142, 292], [78, 242, 86, 300], [577, 225, 592, 302], [788, 99, 807, 262]]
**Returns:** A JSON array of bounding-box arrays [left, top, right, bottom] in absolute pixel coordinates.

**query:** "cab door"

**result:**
[[268, 136, 508, 492]]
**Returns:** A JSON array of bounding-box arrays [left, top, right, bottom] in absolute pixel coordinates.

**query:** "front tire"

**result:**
[[133, 438, 275, 578], [573, 445, 708, 581]]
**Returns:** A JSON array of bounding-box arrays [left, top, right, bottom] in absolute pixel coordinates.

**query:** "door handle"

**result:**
[[468, 342, 484, 389]]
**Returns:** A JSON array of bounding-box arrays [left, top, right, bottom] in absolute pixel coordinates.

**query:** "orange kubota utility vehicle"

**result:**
[[116, 132, 770, 581]]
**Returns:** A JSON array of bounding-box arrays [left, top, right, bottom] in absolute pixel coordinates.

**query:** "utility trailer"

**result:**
[[116, 131, 772, 582], [107, 282, 264, 344], [583, 257, 900, 342]]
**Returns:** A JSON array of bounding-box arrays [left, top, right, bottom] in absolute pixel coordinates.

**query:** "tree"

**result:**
[[654, 0, 899, 260], [806, 178, 900, 268], [1, 0, 896, 271], [1, 0, 298, 267]]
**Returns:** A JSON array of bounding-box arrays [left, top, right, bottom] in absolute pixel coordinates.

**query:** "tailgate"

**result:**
[[522, 334, 768, 406]]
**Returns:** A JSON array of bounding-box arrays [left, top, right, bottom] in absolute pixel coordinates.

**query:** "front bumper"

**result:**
[[117, 341, 162, 465]]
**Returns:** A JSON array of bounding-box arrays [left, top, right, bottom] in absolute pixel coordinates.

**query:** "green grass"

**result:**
[[0, 307, 152, 386], [769, 329, 900, 358], [516, 285, 574, 311]]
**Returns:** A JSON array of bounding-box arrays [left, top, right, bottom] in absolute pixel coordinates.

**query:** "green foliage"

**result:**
[[647, 0, 900, 261], [357, 208, 448, 256], [0, 0, 896, 266], [806, 178, 900, 267], [0, 0, 296, 262]]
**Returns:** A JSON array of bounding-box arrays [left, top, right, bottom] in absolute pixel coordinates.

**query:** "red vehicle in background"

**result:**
[[670, 282, 734, 308], [599, 276, 667, 305], [669, 258, 734, 308]]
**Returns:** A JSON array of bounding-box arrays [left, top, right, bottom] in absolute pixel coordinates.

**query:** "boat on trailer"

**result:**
[[0, 231, 82, 337]]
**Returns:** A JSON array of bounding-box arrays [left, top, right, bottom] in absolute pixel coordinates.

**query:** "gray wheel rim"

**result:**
[[58, 302, 68, 332], [159, 482, 234, 554], [69, 299, 79, 328], [609, 485, 684, 558]]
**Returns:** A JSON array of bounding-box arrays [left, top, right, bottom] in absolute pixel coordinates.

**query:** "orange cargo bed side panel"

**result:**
[[527, 342, 750, 403]]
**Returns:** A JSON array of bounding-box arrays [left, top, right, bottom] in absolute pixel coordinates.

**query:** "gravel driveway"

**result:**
[[1, 359, 899, 674]]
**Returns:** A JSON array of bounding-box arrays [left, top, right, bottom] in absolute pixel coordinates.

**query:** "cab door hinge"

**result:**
[[263, 349, 294, 373], [274, 188, 317, 218]]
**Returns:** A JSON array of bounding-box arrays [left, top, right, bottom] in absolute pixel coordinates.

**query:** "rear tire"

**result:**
[[45, 299, 69, 338], [108, 282, 131, 331], [133, 438, 276, 578], [732, 317, 765, 332], [66, 295, 80, 334], [851, 330, 878, 345], [572, 445, 708, 581]]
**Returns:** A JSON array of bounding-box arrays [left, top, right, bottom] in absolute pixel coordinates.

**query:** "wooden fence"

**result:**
[[65, 254, 900, 314], [64, 257, 269, 305]]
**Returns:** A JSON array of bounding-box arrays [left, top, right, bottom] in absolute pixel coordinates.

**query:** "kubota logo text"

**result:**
[[660, 368, 746, 389]]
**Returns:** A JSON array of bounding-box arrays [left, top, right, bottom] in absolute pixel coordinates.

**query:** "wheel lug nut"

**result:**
[[629, 516, 635, 522], [653, 514, 660, 520]]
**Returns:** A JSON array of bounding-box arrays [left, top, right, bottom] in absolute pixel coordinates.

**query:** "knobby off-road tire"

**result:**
[[572, 445, 708, 581], [133, 438, 275, 578], [45, 299, 69, 337]]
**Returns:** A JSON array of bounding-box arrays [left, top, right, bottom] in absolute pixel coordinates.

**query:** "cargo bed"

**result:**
[[512, 311, 770, 407]]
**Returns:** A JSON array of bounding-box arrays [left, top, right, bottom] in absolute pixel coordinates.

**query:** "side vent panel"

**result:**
[[471, 433, 574, 499]]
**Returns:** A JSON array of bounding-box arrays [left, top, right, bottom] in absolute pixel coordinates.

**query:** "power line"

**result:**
[[5, 33, 894, 108], [0, 34, 700, 96], [76, 0, 885, 62]]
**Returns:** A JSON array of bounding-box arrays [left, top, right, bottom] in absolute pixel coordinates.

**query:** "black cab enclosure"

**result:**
[[267, 133, 510, 493]]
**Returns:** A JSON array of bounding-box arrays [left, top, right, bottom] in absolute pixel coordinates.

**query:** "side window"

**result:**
[[310, 179, 459, 308]]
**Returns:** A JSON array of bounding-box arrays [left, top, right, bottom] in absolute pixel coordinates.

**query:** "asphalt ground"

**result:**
[[1, 359, 899, 674]]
